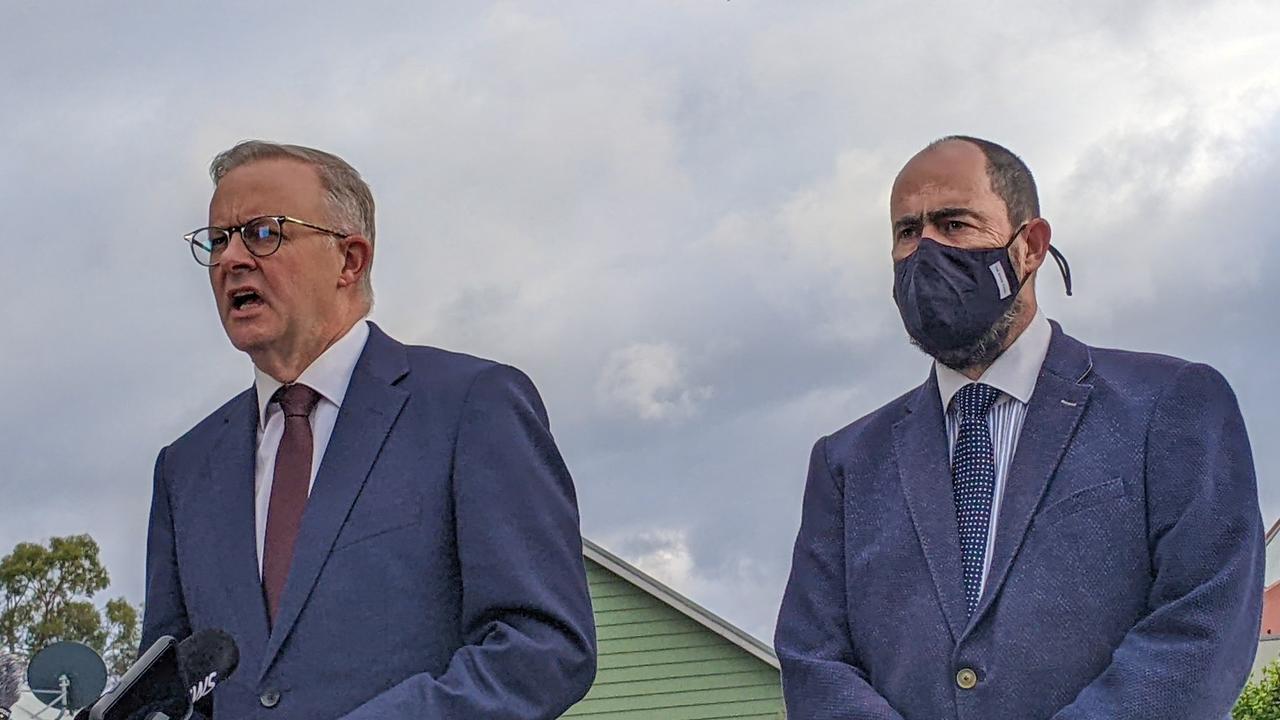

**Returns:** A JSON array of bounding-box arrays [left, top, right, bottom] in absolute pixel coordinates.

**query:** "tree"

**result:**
[[102, 597, 141, 679], [1235, 659, 1280, 720], [0, 535, 141, 677]]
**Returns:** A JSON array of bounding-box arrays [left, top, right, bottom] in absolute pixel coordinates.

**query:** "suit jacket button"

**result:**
[[956, 668, 979, 690], [260, 689, 282, 708]]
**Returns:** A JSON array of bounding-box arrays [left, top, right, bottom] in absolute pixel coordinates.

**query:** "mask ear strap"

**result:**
[[1048, 245, 1073, 296], [1006, 223, 1028, 248]]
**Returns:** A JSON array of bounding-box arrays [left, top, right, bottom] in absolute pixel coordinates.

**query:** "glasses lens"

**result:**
[[188, 228, 227, 266], [242, 217, 283, 257]]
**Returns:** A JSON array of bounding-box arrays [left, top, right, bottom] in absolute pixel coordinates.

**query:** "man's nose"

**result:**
[[219, 230, 258, 271]]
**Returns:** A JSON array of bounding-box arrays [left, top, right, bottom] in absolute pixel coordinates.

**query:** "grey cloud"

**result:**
[[1, 1, 1276, 643]]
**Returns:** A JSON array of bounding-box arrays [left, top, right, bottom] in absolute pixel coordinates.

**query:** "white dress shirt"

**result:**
[[935, 310, 1052, 596], [253, 319, 371, 577]]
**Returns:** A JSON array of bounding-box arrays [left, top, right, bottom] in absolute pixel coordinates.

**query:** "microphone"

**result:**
[[0, 652, 24, 719], [86, 630, 238, 720], [178, 630, 239, 718]]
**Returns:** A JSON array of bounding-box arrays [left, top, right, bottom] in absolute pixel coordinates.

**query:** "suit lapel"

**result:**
[[968, 324, 1093, 629], [258, 324, 410, 680], [204, 389, 271, 667], [893, 371, 970, 643]]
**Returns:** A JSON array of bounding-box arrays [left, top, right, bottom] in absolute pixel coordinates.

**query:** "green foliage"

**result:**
[[0, 535, 141, 677], [103, 597, 141, 679], [1235, 659, 1280, 720]]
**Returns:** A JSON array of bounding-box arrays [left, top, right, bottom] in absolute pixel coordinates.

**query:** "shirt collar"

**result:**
[[935, 310, 1052, 412], [254, 319, 372, 428]]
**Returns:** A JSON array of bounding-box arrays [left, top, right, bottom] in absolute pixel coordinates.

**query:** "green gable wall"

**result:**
[[562, 558, 786, 719]]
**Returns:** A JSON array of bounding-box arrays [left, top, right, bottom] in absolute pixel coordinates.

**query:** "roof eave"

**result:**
[[582, 537, 780, 669]]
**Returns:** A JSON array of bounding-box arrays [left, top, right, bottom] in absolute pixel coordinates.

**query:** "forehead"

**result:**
[[208, 158, 326, 223], [890, 141, 997, 216]]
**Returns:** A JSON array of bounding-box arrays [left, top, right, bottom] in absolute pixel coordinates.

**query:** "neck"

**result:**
[[252, 314, 361, 384]]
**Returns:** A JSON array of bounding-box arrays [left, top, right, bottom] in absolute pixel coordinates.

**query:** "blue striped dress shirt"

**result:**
[[935, 311, 1053, 597]]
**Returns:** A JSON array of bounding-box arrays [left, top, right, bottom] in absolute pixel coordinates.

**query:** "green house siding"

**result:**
[[563, 558, 785, 719]]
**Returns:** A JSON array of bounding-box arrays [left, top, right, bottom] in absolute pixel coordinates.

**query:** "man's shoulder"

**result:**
[[1087, 341, 1190, 378], [1039, 326, 1242, 423], [1076, 336, 1232, 403], [395, 341, 535, 396], [165, 387, 254, 458], [401, 342, 503, 380], [346, 322, 531, 395], [823, 383, 922, 451], [372, 332, 549, 420]]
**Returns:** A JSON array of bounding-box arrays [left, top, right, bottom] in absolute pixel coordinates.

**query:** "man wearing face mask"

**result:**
[[774, 136, 1263, 720]]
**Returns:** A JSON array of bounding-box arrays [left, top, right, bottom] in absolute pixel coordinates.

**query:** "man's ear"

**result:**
[[337, 234, 373, 289], [1019, 218, 1052, 277]]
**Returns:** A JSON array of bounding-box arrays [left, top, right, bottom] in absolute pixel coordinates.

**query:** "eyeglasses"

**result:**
[[183, 215, 349, 267]]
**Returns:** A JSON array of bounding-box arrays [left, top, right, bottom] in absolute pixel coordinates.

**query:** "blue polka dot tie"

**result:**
[[951, 382, 1001, 616]]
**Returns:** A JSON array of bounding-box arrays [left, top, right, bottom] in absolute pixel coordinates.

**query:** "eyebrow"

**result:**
[[893, 207, 988, 233]]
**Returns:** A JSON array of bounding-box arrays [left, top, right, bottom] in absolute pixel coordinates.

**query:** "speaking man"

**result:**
[[142, 141, 596, 719], [774, 136, 1264, 719]]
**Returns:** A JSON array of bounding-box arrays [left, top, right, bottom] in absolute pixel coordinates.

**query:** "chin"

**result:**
[[922, 298, 1026, 371], [930, 343, 1005, 372], [222, 319, 279, 355]]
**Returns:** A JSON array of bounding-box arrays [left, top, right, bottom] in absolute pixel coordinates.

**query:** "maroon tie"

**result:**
[[262, 383, 321, 626]]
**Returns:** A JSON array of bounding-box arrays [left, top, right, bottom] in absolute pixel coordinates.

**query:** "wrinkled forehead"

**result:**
[[208, 158, 326, 224]]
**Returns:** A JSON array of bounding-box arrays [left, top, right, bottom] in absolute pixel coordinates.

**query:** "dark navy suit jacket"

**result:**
[[775, 322, 1264, 719], [142, 323, 597, 719]]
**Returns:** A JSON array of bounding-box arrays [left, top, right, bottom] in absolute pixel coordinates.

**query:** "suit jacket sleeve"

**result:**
[[140, 446, 193, 650], [1051, 363, 1265, 720], [140, 448, 211, 720], [774, 437, 907, 720], [337, 364, 597, 720]]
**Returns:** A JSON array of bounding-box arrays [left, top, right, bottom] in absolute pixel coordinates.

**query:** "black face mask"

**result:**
[[892, 226, 1072, 357]]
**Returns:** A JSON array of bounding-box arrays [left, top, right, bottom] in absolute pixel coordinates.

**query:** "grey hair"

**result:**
[[210, 140, 376, 302]]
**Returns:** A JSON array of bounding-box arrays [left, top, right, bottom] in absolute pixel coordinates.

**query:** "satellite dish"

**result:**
[[26, 641, 107, 712]]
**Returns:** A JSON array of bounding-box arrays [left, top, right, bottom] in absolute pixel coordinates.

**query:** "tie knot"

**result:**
[[953, 382, 1001, 418], [273, 383, 320, 418]]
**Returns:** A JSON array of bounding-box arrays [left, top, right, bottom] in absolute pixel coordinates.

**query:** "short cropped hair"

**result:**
[[210, 140, 376, 299], [931, 135, 1040, 227]]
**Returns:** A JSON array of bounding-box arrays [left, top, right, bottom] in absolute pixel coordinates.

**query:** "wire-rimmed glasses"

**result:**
[[184, 215, 349, 267]]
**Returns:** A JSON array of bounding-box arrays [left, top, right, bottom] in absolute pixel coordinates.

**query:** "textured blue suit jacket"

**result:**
[[142, 323, 597, 719], [775, 322, 1264, 720]]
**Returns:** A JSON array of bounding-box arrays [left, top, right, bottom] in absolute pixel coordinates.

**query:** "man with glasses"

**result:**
[[143, 141, 596, 719], [774, 136, 1264, 719]]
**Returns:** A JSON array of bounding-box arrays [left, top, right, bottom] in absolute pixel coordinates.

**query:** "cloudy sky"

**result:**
[[2, 1, 1277, 643]]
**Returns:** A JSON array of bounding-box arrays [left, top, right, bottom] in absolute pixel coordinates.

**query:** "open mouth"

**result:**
[[230, 290, 264, 312]]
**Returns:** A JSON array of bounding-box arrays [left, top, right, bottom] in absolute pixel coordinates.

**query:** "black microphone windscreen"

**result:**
[[178, 629, 239, 685], [177, 629, 239, 716]]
